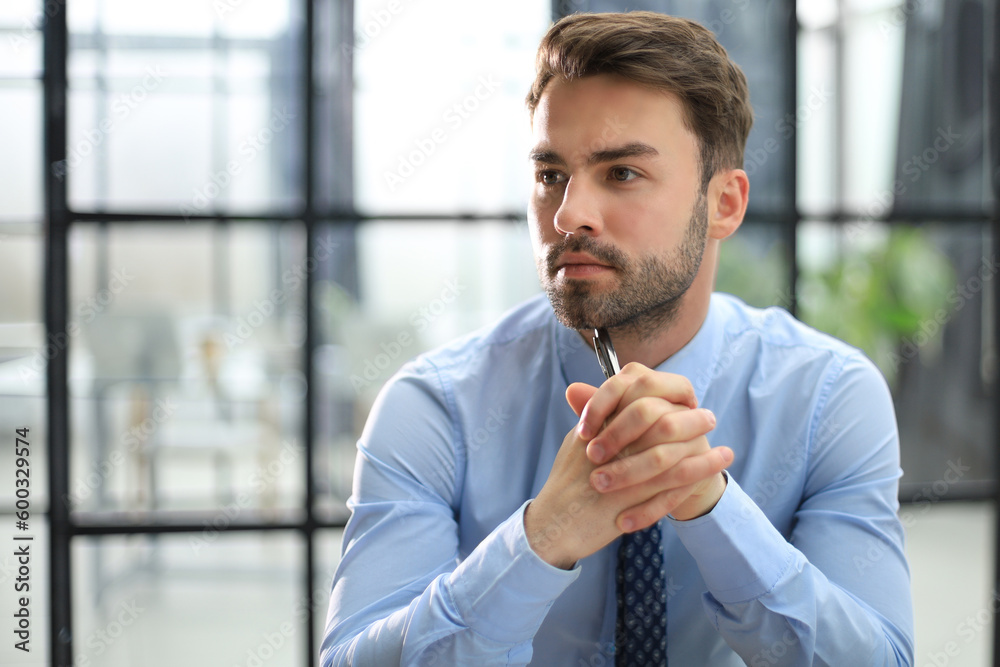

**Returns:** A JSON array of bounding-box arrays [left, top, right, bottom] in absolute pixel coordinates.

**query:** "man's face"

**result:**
[[528, 74, 709, 336]]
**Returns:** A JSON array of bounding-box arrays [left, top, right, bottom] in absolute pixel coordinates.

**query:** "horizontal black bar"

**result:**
[[65, 508, 350, 536], [67, 208, 996, 226], [899, 478, 996, 504], [36, 481, 997, 538], [799, 209, 996, 224]]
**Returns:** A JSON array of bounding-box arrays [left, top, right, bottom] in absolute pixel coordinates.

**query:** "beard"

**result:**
[[538, 193, 708, 340]]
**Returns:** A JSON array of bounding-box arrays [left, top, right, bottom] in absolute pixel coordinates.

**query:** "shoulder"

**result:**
[[709, 292, 890, 407], [404, 294, 557, 380], [712, 292, 875, 369]]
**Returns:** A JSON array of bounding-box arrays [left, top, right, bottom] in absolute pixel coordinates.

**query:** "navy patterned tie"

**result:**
[[615, 521, 667, 666]]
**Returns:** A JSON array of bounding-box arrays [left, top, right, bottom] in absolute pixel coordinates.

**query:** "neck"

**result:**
[[577, 240, 719, 369]]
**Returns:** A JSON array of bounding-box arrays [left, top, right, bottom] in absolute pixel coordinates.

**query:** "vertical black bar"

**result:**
[[304, 0, 317, 664], [43, 2, 73, 665], [785, 0, 799, 316], [990, 0, 1000, 661]]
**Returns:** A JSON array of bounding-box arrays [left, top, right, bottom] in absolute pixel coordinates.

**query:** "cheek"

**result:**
[[614, 200, 687, 248], [526, 219, 546, 258]]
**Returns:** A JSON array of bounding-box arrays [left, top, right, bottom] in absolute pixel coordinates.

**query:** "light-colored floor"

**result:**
[[0, 501, 995, 666], [906, 502, 996, 667]]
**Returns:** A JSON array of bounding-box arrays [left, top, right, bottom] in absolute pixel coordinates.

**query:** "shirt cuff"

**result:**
[[447, 500, 581, 644], [667, 473, 795, 604]]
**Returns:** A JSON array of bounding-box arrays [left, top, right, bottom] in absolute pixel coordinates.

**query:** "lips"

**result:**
[[553, 253, 617, 280], [555, 252, 612, 271]]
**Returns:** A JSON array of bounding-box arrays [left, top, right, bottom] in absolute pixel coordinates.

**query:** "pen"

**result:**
[[592, 328, 620, 380]]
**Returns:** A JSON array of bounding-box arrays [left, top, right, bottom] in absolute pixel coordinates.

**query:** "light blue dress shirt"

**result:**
[[321, 293, 914, 666]]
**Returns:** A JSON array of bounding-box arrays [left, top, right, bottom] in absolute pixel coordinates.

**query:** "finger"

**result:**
[[565, 382, 598, 417], [590, 437, 710, 493], [613, 447, 733, 531], [577, 365, 697, 441], [587, 401, 715, 464], [665, 446, 733, 489], [576, 372, 636, 440], [617, 482, 700, 532], [617, 365, 698, 413]]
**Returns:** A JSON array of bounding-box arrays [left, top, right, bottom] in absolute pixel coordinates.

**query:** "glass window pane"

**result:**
[[797, 26, 839, 214], [353, 0, 550, 215], [67, 223, 306, 515], [0, 87, 42, 220], [0, 1, 42, 26], [313, 220, 540, 515], [72, 533, 304, 666], [0, 227, 47, 512], [68, 3, 302, 213], [797, 221, 995, 493], [0, 27, 41, 76], [716, 222, 791, 309], [890, 0, 993, 213], [841, 5, 907, 213]]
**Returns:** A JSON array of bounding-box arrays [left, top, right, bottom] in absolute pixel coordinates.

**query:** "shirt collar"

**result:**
[[554, 295, 725, 406]]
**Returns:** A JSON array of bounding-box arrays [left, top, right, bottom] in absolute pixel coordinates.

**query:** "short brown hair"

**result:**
[[526, 11, 753, 191]]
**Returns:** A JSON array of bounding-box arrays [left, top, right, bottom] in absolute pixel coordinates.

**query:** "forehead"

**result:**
[[531, 74, 698, 160]]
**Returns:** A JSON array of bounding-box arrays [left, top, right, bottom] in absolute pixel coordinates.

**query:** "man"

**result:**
[[323, 11, 914, 666]]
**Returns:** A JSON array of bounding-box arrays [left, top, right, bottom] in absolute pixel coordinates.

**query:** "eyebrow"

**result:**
[[529, 142, 659, 166]]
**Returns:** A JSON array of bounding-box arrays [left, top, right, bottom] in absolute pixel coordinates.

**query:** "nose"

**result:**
[[553, 178, 604, 237]]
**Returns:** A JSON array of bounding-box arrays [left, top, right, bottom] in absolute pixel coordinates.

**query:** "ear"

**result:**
[[706, 168, 749, 241]]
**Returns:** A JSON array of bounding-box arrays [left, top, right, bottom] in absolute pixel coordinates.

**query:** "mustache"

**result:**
[[545, 235, 628, 275]]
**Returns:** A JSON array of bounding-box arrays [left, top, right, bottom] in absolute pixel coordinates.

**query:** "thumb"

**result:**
[[565, 382, 598, 417]]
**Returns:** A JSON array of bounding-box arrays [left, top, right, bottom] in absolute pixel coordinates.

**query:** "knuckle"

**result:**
[[648, 445, 672, 470], [634, 373, 657, 392], [678, 375, 695, 395], [635, 397, 659, 423], [654, 412, 676, 440], [621, 361, 644, 375]]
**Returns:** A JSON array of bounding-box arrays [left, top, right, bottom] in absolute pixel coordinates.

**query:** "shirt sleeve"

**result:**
[[669, 353, 915, 666], [320, 360, 580, 667]]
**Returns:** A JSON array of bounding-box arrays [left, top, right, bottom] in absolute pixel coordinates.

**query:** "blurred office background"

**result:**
[[0, 0, 996, 664]]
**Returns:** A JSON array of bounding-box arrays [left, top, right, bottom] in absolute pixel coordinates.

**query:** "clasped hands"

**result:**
[[526, 363, 733, 569]]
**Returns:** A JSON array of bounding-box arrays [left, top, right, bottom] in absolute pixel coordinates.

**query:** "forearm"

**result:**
[[671, 475, 913, 666], [322, 502, 580, 667]]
